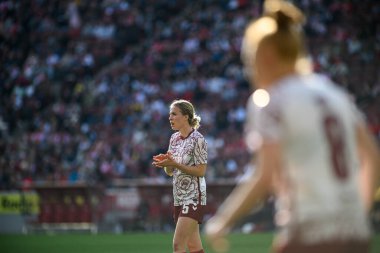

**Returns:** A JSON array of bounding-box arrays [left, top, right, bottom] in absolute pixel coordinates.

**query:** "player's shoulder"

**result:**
[[262, 73, 341, 113], [304, 73, 351, 100], [170, 131, 181, 141], [191, 129, 205, 139], [171, 132, 180, 137], [189, 130, 207, 145], [303, 73, 340, 91], [303, 74, 361, 120]]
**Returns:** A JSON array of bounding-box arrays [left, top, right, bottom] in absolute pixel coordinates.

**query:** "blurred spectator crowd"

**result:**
[[0, 0, 379, 190]]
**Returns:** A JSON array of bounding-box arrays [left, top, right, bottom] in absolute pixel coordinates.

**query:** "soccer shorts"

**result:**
[[173, 204, 205, 224]]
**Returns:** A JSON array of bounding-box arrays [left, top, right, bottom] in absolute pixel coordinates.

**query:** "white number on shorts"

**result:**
[[182, 204, 189, 214]]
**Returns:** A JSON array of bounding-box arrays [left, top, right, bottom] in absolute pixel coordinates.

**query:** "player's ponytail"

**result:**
[[242, 0, 309, 69], [191, 114, 201, 130], [264, 0, 305, 30], [262, 0, 307, 68]]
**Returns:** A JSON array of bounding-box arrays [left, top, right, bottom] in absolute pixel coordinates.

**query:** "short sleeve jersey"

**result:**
[[168, 129, 207, 206], [245, 74, 370, 244]]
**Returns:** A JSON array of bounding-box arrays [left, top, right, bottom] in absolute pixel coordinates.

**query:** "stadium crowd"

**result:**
[[0, 0, 379, 190]]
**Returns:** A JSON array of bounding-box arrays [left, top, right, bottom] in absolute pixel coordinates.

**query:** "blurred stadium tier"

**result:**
[[1, 179, 378, 234], [20, 183, 103, 234], [0, 179, 380, 234], [0, 180, 275, 234]]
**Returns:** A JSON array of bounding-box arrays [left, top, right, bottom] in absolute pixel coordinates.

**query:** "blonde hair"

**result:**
[[170, 99, 201, 130], [242, 0, 311, 74]]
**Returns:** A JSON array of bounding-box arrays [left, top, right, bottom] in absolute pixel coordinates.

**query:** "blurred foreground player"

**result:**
[[205, 1, 380, 253], [153, 99, 208, 253]]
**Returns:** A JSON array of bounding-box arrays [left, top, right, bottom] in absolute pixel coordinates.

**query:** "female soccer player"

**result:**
[[205, 1, 380, 253], [152, 99, 207, 253]]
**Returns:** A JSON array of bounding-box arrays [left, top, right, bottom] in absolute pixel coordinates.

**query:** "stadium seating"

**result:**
[[0, 0, 379, 220]]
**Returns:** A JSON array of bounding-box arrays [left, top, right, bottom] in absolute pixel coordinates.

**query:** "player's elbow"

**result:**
[[198, 170, 206, 177], [197, 164, 207, 177]]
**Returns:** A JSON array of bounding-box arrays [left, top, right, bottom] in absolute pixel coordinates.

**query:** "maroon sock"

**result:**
[[190, 250, 204, 253]]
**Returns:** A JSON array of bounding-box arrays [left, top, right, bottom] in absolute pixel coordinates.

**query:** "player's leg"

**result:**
[[173, 216, 198, 253], [187, 224, 204, 253]]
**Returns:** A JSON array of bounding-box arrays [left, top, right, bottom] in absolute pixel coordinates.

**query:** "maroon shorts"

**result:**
[[173, 204, 205, 224], [275, 239, 370, 253]]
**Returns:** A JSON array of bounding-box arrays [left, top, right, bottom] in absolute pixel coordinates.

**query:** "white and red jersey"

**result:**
[[245, 74, 370, 244], [168, 129, 207, 206]]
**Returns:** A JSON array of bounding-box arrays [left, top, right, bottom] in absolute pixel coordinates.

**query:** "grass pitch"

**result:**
[[1, 233, 379, 253]]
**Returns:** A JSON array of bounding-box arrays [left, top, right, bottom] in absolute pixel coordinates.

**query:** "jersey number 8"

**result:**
[[323, 114, 348, 180]]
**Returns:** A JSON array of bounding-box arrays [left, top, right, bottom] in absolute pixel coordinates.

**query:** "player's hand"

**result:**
[[205, 216, 230, 253], [152, 153, 168, 166], [152, 152, 176, 168]]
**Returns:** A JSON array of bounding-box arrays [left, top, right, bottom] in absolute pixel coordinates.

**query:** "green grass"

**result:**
[[0, 233, 379, 253]]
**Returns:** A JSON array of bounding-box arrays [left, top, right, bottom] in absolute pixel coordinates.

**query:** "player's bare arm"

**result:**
[[174, 163, 206, 177], [153, 152, 206, 177], [206, 141, 282, 250], [356, 122, 380, 212], [152, 153, 175, 176], [153, 153, 168, 164]]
